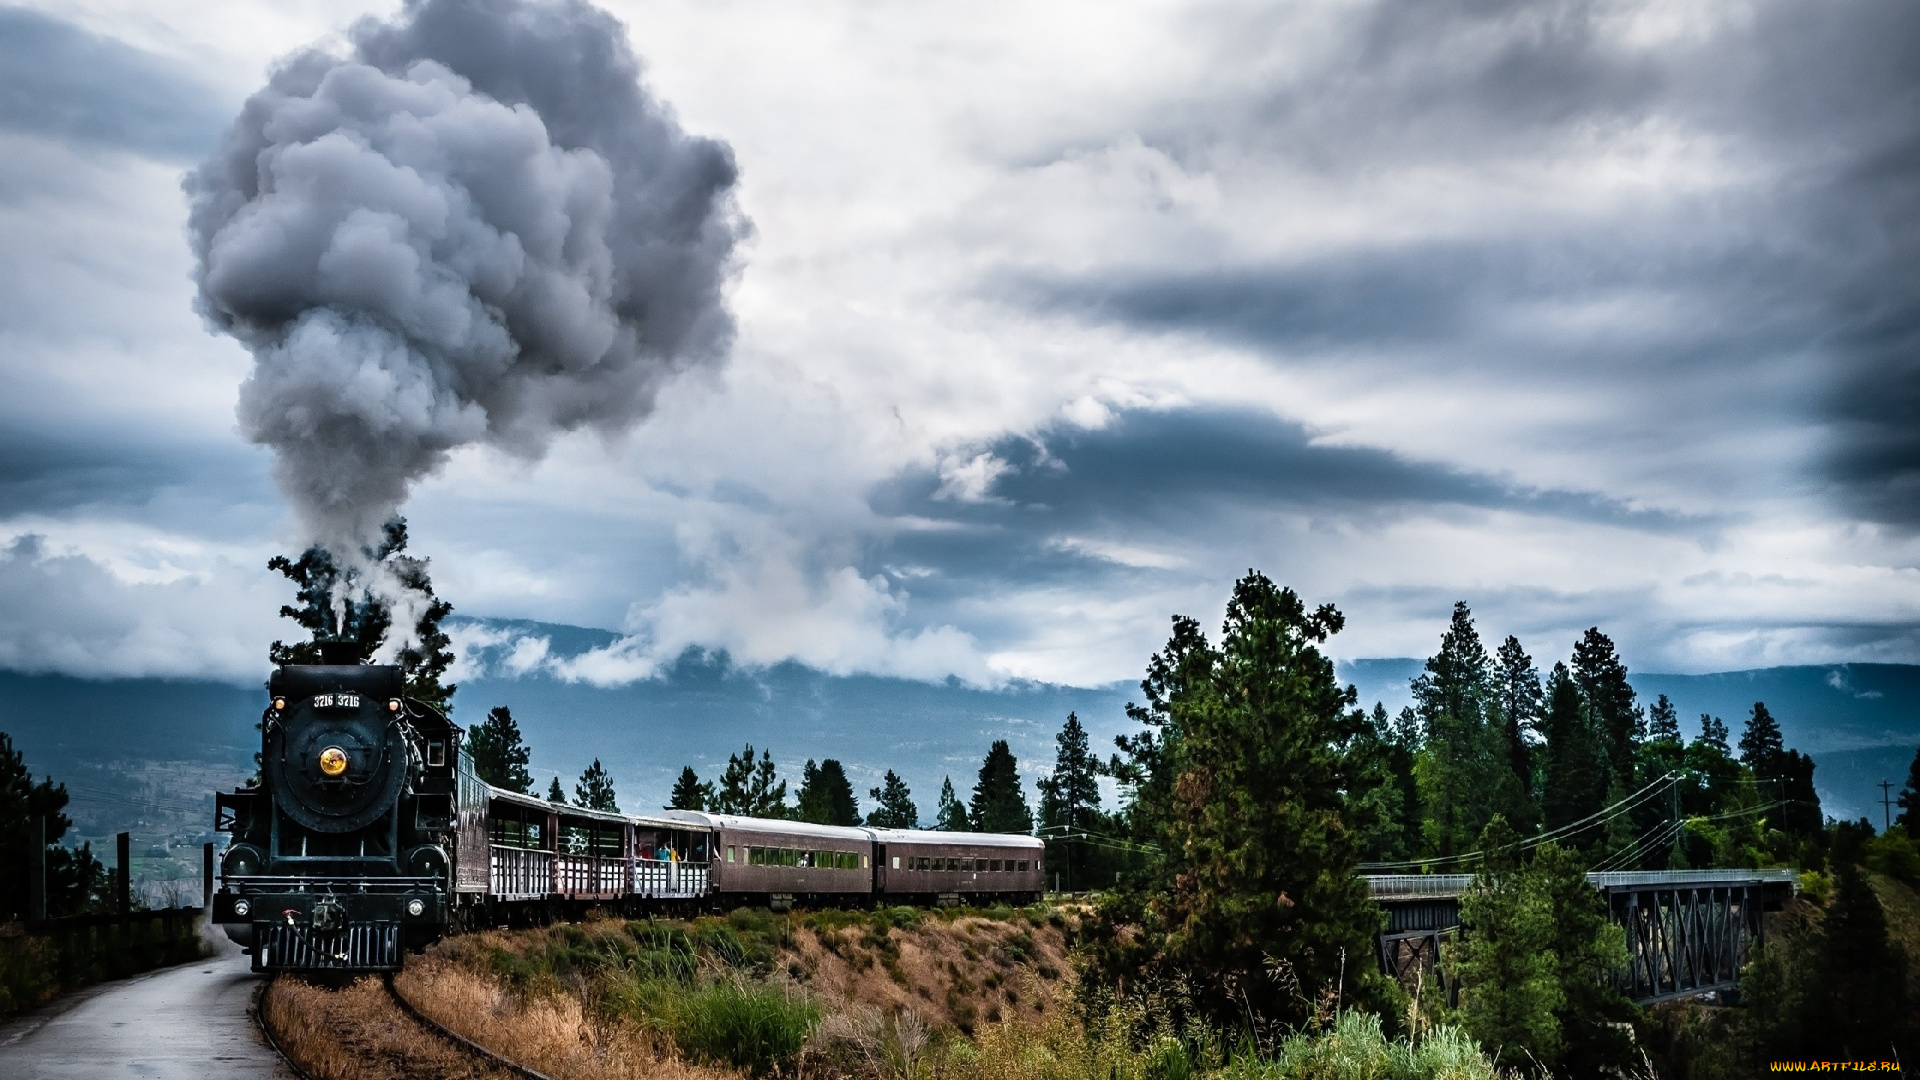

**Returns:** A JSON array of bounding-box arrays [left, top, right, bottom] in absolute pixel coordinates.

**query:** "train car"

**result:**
[[211, 656, 456, 972], [213, 656, 1050, 971], [661, 810, 872, 910], [867, 828, 1044, 905]]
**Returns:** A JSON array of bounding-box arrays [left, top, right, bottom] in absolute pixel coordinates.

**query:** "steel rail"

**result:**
[[251, 976, 321, 1080], [383, 973, 553, 1080]]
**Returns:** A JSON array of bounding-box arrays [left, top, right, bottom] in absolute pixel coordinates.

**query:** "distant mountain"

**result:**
[[1, 620, 1915, 856], [1342, 657, 1920, 822]]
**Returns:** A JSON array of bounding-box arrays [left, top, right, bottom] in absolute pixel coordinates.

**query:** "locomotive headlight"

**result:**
[[388, 698, 402, 713], [406, 899, 426, 917], [233, 899, 251, 917], [272, 697, 286, 712], [318, 746, 349, 777]]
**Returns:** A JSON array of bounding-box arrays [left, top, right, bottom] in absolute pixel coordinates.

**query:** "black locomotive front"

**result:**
[[211, 658, 458, 972]]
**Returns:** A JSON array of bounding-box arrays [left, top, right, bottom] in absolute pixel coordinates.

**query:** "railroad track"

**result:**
[[383, 975, 552, 1080], [253, 972, 550, 1080]]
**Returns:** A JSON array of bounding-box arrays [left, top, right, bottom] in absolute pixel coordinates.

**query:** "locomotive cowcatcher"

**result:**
[[211, 645, 456, 972]]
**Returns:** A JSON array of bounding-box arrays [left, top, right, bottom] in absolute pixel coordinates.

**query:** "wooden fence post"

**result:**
[[115, 832, 130, 916]]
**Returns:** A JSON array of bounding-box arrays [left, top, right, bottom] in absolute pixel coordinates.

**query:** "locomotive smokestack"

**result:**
[[186, 0, 745, 553]]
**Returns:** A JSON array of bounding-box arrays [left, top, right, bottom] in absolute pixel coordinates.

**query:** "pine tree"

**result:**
[[970, 740, 1034, 833], [1490, 635, 1543, 833], [575, 759, 618, 812], [714, 744, 790, 818], [1570, 628, 1639, 787], [546, 776, 566, 804], [1091, 572, 1385, 1030], [1540, 662, 1606, 845], [1451, 815, 1562, 1066], [933, 776, 969, 831], [1646, 694, 1681, 743], [267, 517, 456, 712], [669, 766, 713, 811], [1532, 842, 1636, 1075], [468, 706, 532, 793], [1822, 862, 1912, 1057], [1037, 713, 1103, 889], [1349, 702, 1420, 863], [866, 771, 918, 829], [1, 732, 109, 920], [1739, 701, 1785, 776], [1899, 746, 1920, 838], [1698, 713, 1730, 753], [1413, 602, 1502, 857], [796, 759, 862, 826]]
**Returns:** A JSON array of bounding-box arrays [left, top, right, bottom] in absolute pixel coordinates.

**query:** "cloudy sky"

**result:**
[[3, 0, 1919, 691]]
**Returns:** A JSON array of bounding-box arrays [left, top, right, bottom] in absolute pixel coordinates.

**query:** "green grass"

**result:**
[[611, 975, 820, 1076]]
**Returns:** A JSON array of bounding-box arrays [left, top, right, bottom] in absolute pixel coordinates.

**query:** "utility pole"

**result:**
[[1881, 780, 1896, 832]]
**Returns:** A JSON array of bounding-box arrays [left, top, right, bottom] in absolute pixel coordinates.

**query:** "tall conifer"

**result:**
[[970, 740, 1033, 833], [1540, 662, 1606, 843], [468, 705, 532, 793], [669, 766, 712, 810], [867, 771, 919, 829], [796, 759, 862, 826], [933, 777, 969, 831], [1413, 602, 1501, 857]]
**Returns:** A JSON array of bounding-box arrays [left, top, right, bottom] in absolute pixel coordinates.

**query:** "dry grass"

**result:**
[[396, 953, 738, 1080], [263, 975, 515, 1080], [788, 916, 1071, 1035]]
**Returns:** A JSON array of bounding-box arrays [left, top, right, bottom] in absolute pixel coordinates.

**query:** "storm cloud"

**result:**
[[186, 0, 745, 548]]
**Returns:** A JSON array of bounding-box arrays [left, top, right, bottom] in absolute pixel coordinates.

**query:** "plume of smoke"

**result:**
[[187, 0, 745, 552]]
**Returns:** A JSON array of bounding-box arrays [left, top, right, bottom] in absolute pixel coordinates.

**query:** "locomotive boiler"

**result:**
[[211, 652, 458, 972]]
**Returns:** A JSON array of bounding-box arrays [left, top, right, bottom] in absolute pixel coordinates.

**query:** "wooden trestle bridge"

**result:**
[[1364, 869, 1800, 1004]]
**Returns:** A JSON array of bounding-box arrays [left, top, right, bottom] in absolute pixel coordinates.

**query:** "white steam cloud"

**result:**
[[186, 0, 744, 548]]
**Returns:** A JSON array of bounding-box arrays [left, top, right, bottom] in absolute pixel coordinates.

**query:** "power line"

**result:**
[[1358, 771, 1685, 871]]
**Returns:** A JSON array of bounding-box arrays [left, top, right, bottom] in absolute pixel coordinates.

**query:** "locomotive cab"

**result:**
[[212, 659, 457, 972]]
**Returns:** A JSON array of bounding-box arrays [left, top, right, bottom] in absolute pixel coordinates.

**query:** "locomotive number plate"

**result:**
[[312, 693, 361, 709]]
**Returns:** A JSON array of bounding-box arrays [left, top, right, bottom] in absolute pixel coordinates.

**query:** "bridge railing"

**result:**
[[1363, 868, 1799, 899]]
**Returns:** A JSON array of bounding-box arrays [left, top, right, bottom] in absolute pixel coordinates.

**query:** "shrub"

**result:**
[[623, 975, 820, 1076]]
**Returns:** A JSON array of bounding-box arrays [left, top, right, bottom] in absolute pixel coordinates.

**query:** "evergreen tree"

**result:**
[[1570, 627, 1639, 786], [669, 766, 713, 811], [546, 776, 566, 804], [796, 759, 862, 826], [1820, 862, 1912, 1057], [1739, 701, 1785, 775], [1899, 746, 1920, 838], [1646, 694, 1681, 743], [1540, 662, 1606, 845], [575, 759, 618, 812], [467, 706, 532, 793], [1698, 712, 1730, 753], [1634, 694, 1689, 868], [1531, 842, 1636, 1076], [1349, 702, 1420, 863], [1088, 572, 1385, 1030], [970, 740, 1034, 833], [933, 777, 969, 831], [866, 771, 919, 829], [1, 732, 108, 921], [1451, 816, 1562, 1066], [1491, 635, 1543, 830], [1413, 602, 1503, 858], [713, 744, 790, 818], [267, 517, 456, 711], [1037, 713, 1104, 889]]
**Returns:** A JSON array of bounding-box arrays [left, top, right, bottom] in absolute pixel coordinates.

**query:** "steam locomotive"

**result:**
[[211, 658, 1044, 973]]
